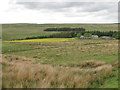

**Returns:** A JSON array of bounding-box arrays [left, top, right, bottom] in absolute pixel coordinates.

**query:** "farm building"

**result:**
[[80, 35, 99, 39], [91, 35, 99, 39], [100, 36, 112, 39], [80, 35, 84, 39]]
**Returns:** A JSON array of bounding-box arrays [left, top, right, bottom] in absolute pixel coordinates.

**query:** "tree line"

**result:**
[[49, 31, 119, 39], [44, 28, 85, 32], [11, 28, 119, 40], [44, 28, 119, 39]]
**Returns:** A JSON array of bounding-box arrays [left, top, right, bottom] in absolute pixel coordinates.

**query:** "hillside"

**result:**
[[2, 24, 118, 40]]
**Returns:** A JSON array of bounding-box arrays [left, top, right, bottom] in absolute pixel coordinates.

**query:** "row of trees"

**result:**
[[44, 28, 85, 32], [49, 31, 119, 39], [83, 31, 117, 37], [44, 28, 119, 38], [49, 32, 75, 38], [12, 31, 119, 40]]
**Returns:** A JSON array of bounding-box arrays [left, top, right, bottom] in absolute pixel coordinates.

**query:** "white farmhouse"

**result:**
[[91, 35, 99, 39], [100, 36, 112, 39], [80, 35, 84, 39]]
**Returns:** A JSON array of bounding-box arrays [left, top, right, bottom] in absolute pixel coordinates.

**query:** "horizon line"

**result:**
[[1, 22, 118, 24]]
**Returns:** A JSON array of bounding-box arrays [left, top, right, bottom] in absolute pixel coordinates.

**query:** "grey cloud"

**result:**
[[77, 2, 117, 12], [63, 2, 117, 18], [16, 2, 81, 9], [15, 1, 117, 22], [16, 2, 117, 12], [16, 2, 95, 11]]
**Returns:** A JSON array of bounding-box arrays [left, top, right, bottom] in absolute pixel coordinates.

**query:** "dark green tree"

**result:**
[[84, 33, 92, 37]]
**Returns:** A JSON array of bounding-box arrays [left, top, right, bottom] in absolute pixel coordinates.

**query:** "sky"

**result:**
[[0, 0, 119, 24]]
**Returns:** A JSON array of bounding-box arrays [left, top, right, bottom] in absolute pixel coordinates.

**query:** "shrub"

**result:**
[[112, 32, 120, 39], [84, 33, 92, 37], [77, 33, 82, 38]]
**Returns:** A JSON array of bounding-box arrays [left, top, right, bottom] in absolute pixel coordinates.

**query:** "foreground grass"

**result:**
[[100, 76, 118, 88], [2, 54, 118, 88], [99, 64, 118, 88], [2, 39, 118, 88]]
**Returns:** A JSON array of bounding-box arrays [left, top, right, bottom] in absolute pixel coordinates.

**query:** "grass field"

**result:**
[[1, 24, 119, 88], [2, 24, 118, 41], [3, 39, 118, 65]]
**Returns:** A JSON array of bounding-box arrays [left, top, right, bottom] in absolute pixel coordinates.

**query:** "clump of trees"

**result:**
[[48, 31, 119, 39], [11, 36, 49, 40], [44, 27, 119, 38], [84, 31, 117, 37], [49, 32, 76, 38], [112, 32, 120, 39], [76, 33, 82, 38], [84, 33, 92, 37]]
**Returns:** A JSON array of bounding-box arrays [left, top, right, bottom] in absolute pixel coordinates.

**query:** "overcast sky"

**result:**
[[0, 0, 119, 24]]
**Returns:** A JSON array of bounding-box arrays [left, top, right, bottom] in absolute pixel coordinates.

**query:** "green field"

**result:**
[[3, 39, 118, 65], [2, 24, 119, 88], [2, 24, 118, 41]]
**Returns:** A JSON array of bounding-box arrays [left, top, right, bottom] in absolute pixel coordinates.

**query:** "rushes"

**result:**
[[61, 60, 106, 68], [2, 55, 115, 88]]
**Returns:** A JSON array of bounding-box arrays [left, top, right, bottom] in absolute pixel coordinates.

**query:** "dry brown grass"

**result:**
[[112, 61, 120, 68], [59, 60, 106, 69], [2, 55, 115, 88]]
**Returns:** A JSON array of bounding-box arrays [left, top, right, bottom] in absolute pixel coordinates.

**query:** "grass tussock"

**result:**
[[59, 60, 106, 69], [2, 55, 116, 88]]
